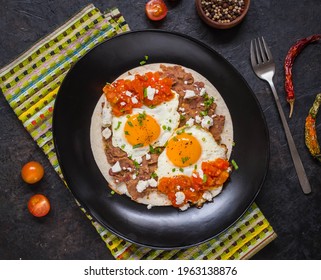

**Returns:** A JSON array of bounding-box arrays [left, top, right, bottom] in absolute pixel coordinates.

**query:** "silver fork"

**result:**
[[250, 37, 311, 194]]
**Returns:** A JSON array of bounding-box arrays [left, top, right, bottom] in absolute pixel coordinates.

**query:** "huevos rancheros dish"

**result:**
[[90, 63, 234, 210]]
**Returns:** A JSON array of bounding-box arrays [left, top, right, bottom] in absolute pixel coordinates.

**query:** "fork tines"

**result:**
[[250, 37, 272, 65]]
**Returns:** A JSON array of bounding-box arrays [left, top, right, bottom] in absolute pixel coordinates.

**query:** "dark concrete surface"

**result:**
[[0, 0, 321, 260]]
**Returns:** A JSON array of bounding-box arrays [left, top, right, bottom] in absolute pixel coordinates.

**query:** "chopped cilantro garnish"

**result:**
[[231, 159, 239, 170], [115, 121, 122, 130], [181, 157, 190, 164], [124, 131, 130, 135], [151, 172, 157, 179], [127, 121, 134, 127], [139, 55, 149, 65], [133, 143, 143, 149], [137, 111, 146, 126], [149, 145, 162, 154], [179, 168, 184, 172], [202, 174, 208, 183]]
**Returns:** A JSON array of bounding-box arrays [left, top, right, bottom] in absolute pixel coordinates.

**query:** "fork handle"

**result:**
[[268, 81, 312, 194]]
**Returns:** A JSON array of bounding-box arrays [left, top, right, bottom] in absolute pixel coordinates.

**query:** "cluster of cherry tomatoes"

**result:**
[[21, 161, 50, 218], [145, 0, 178, 21]]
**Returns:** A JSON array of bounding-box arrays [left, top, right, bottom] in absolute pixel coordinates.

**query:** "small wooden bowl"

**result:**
[[195, 0, 250, 29]]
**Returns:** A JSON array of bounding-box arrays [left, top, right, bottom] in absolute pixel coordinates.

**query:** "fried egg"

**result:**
[[157, 125, 227, 179], [111, 92, 180, 161]]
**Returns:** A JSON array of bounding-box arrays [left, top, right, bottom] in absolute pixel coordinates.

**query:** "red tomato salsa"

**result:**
[[103, 71, 174, 116], [158, 158, 230, 208]]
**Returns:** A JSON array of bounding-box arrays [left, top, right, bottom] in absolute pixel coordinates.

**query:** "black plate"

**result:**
[[53, 30, 269, 249]]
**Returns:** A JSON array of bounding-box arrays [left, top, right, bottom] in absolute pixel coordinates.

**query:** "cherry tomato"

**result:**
[[145, 0, 168, 21], [21, 161, 44, 184], [28, 194, 51, 217]]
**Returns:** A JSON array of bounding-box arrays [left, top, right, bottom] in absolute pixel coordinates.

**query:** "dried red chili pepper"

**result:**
[[284, 34, 321, 118], [305, 93, 321, 162]]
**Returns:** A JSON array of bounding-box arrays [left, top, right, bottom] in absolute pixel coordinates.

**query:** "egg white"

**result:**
[[111, 92, 180, 161], [156, 125, 227, 180]]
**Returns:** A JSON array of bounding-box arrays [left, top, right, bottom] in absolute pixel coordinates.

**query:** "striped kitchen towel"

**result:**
[[0, 3, 276, 259]]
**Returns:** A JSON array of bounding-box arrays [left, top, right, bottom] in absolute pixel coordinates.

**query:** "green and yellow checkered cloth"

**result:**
[[0, 4, 276, 260]]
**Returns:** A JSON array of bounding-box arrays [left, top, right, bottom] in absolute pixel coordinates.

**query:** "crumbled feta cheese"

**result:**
[[186, 118, 195, 127], [101, 127, 111, 139], [132, 174, 137, 180], [200, 87, 206, 96], [179, 204, 190, 211], [136, 180, 149, 193], [146, 86, 156, 100], [145, 153, 151, 160], [184, 89, 196, 99], [202, 191, 213, 201], [190, 188, 195, 192], [120, 101, 126, 106], [195, 115, 202, 124], [102, 107, 112, 127], [131, 96, 138, 104], [147, 204, 153, 210], [148, 178, 157, 188], [178, 107, 185, 112], [134, 156, 143, 164], [111, 161, 122, 173], [201, 116, 213, 129], [177, 185, 181, 190], [175, 191, 185, 205], [127, 167, 132, 172], [198, 169, 204, 179], [125, 91, 132, 97]]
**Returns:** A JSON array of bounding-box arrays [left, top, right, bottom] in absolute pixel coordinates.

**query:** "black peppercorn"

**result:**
[[200, 0, 245, 23]]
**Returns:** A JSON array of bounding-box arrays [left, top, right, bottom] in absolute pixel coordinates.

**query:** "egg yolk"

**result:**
[[124, 113, 160, 147], [166, 132, 202, 167]]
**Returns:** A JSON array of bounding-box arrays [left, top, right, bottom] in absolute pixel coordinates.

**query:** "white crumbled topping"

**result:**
[[125, 91, 132, 97], [202, 191, 213, 201], [184, 80, 189, 85], [178, 107, 185, 112], [101, 127, 111, 139], [177, 185, 181, 190], [131, 96, 138, 104], [147, 204, 153, 210], [146, 86, 156, 100], [120, 101, 126, 106], [198, 169, 204, 179], [127, 167, 132, 172], [132, 174, 137, 180], [148, 178, 157, 187], [186, 118, 195, 127], [175, 191, 185, 205], [184, 89, 196, 99], [134, 156, 143, 164], [111, 161, 122, 173], [195, 115, 202, 124], [192, 173, 198, 178], [201, 115, 213, 129], [145, 153, 151, 160], [102, 107, 112, 127], [136, 180, 149, 193], [200, 87, 206, 96], [190, 188, 195, 192], [179, 204, 190, 211]]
